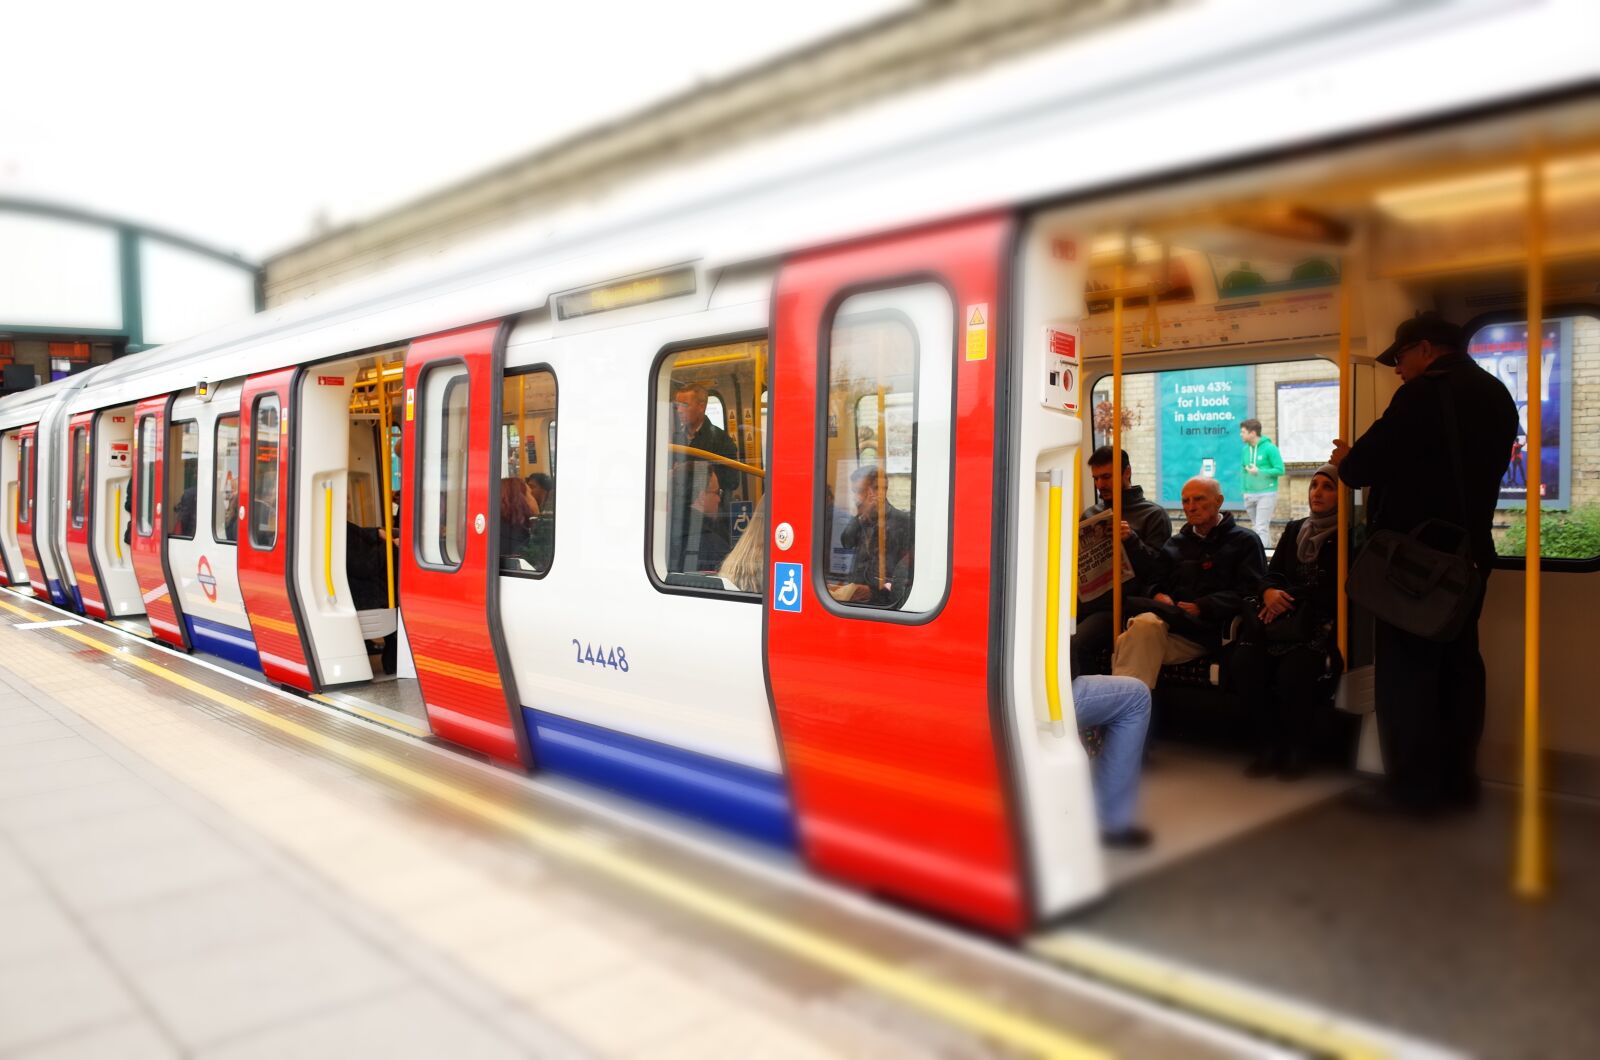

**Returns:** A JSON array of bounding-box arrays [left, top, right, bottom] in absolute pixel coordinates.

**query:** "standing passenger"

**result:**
[[1332, 312, 1518, 814], [1238, 418, 1285, 548]]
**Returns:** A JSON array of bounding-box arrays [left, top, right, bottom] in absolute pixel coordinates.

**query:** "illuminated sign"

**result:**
[[554, 268, 696, 320]]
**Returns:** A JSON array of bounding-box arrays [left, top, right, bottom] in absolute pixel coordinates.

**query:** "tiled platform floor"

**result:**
[[0, 592, 1262, 1060]]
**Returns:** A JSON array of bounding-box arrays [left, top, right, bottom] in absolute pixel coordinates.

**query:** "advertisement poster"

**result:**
[[1156, 365, 1254, 506], [1467, 318, 1572, 508]]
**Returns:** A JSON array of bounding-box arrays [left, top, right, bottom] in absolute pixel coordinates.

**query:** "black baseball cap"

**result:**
[[1375, 311, 1464, 367]]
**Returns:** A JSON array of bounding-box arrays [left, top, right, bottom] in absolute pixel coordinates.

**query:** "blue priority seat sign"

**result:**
[[772, 563, 803, 612]]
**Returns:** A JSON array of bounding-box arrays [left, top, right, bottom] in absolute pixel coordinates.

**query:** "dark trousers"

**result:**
[[1232, 639, 1334, 760], [1372, 570, 1490, 807]]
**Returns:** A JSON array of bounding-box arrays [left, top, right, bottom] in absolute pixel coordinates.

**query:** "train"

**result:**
[[2, 2, 1594, 935]]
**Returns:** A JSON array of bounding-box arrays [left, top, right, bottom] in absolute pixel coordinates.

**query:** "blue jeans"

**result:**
[[1071, 675, 1151, 832]]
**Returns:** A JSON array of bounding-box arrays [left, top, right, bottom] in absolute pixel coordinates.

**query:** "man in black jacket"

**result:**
[[1112, 477, 1265, 689], [1333, 312, 1518, 813], [1072, 448, 1172, 675]]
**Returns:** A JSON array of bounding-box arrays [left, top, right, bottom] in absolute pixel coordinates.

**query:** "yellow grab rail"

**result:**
[[323, 483, 337, 602], [669, 444, 766, 477], [1517, 148, 1548, 899], [376, 363, 397, 608], [113, 484, 123, 561], [1042, 467, 1067, 738]]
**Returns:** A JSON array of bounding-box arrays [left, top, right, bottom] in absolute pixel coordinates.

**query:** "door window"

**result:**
[[136, 417, 156, 536], [249, 396, 280, 550], [18, 436, 32, 525], [417, 364, 470, 570], [821, 284, 953, 614], [69, 427, 89, 529], [499, 367, 557, 577], [167, 421, 199, 540], [214, 416, 240, 544]]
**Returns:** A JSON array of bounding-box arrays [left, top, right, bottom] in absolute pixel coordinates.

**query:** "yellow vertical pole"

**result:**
[[1111, 262, 1126, 638], [752, 345, 766, 500], [876, 379, 888, 592], [1336, 270, 1352, 664], [1516, 149, 1547, 899], [517, 375, 528, 479], [375, 365, 397, 609]]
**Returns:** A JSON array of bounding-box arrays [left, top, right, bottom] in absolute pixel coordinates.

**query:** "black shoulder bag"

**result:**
[[1345, 384, 1482, 642]]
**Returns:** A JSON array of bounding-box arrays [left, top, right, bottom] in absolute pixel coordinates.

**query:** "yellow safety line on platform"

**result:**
[[1033, 934, 1391, 1060], [0, 593, 1106, 1060], [310, 693, 430, 739]]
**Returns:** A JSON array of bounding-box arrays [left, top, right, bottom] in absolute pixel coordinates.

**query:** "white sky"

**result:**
[[1, 0, 909, 262]]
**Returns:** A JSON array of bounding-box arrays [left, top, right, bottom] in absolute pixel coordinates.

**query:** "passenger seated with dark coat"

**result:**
[[1073, 447, 1173, 676], [1232, 464, 1344, 779], [669, 461, 731, 573], [1112, 477, 1265, 689], [832, 465, 913, 607]]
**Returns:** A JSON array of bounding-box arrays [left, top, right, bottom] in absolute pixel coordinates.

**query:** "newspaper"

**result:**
[[1077, 508, 1136, 602]]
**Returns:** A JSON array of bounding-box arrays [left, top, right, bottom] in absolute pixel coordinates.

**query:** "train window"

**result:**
[[1089, 357, 1341, 549], [249, 396, 281, 550], [167, 420, 199, 541], [821, 284, 953, 614], [214, 415, 240, 545], [1468, 313, 1600, 563], [499, 367, 557, 577], [136, 417, 156, 536], [18, 435, 32, 525], [650, 337, 768, 594], [69, 427, 89, 529], [417, 363, 470, 570]]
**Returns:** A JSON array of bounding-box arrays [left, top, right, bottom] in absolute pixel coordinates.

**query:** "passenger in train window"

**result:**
[[671, 382, 739, 495], [525, 472, 553, 512], [499, 477, 538, 556], [1238, 418, 1285, 548], [1332, 312, 1518, 814], [1072, 448, 1173, 677], [831, 465, 913, 607], [669, 460, 731, 573], [1232, 465, 1344, 780], [1111, 477, 1265, 689], [170, 486, 197, 539], [718, 504, 765, 594], [1071, 674, 1154, 849]]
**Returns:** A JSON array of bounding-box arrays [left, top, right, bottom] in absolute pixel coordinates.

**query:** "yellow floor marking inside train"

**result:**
[[1032, 934, 1392, 1060], [0, 595, 1106, 1060]]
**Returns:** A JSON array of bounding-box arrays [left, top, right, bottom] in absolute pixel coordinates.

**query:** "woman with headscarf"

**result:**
[[1234, 464, 1344, 779]]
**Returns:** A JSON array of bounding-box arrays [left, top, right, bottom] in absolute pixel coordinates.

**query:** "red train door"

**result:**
[[765, 213, 1028, 934], [130, 396, 190, 649], [15, 425, 48, 597], [400, 322, 531, 768], [237, 368, 318, 690], [63, 412, 106, 618]]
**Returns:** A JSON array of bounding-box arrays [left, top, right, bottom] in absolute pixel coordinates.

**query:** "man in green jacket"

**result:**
[[1238, 418, 1284, 547]]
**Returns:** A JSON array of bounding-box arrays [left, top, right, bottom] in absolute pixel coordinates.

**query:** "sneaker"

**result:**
[[1101, 826, 1153, 850]]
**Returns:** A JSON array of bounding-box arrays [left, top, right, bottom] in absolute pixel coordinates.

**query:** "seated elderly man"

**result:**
[[1112, 477, 1265, 689]]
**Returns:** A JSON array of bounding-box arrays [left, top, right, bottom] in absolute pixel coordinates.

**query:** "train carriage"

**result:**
[[1, 0, 1595, 935]]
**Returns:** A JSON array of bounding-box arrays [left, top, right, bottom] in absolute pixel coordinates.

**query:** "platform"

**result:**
[[0, 588, 1272, 1059]]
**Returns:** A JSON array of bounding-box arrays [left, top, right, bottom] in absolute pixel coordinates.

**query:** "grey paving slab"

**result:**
[[0, 895, 83, 966], [36, 830, 262, 914], [0, 776, 166, 832], [0, 946, 141, 1053], [0, 753, 135, 800], [0, 702, 51, 726], [0, 732, 103, 768], [8, 1018, 180, 1060], [5, 802, 222, 872], [0, 717, 75, 746], [133, 931, 408, 1049], [85, 876, 342, 970], [198, 985, 529, 1060], [0, 844, 41, 901]]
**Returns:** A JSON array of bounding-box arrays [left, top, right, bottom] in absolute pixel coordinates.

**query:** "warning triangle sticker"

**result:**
[[968, 307, 985, 326]]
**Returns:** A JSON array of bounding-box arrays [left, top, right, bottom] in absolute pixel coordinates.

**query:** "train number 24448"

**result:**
[[572, 640, 630, 672]]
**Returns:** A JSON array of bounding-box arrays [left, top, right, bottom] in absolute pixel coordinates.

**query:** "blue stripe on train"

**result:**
[[46, 579, 68, 608], [185, 615, 262, 671], [523, 708, 796, 849]]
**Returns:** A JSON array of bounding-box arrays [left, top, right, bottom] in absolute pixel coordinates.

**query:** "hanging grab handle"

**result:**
[[1041, 467, 1067, 738]]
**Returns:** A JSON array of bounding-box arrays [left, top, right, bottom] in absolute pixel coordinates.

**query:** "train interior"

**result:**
[[294, 349, 428, 728], [89, 405, 141, 620], [0, 430, 26, 586]]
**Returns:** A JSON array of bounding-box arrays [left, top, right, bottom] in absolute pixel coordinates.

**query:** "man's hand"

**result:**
[[1330, 439, 1351, 466], [1120, 520, 1135, 541], [1176, 601, 1202, 618], [1153, 593, 1175, 607], [1247, 463, 1258, 474], [1258, 587, 1295, 622], [829, 583, 872, 603]]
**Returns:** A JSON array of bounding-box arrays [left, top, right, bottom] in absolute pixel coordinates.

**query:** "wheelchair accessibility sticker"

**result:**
[[772, 562, 803, 613]]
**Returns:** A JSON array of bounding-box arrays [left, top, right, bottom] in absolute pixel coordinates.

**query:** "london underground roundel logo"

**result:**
[[197, 556, 218, 602]]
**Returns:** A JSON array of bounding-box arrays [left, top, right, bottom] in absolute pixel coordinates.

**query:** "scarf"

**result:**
[[1296, 464, 1340, 564]]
